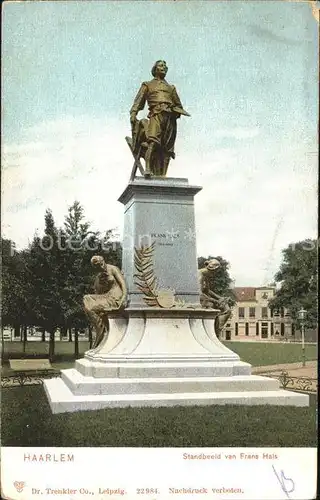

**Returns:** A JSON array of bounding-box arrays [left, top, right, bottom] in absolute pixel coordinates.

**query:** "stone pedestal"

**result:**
[[119, 177, 201, 307], [44, 178, 309, 413]]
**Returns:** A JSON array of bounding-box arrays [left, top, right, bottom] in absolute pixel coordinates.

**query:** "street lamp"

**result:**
[[298, 308, 307, 367]]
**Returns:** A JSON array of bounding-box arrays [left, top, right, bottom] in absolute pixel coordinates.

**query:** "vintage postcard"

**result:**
[[1, 1, 318, 499]]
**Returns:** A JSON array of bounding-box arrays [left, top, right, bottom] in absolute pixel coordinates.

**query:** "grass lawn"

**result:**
[[222, 341, 317, 367], [1, 386, 317, 447], [2, 340, 317, 366], [1, 341, 90, 374], [1, 340, 90, 359], [1, 341, 317, 376]]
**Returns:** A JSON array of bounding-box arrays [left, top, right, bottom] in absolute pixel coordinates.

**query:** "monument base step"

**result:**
[[75, 358, 252, 378], [61, 368, 280, 395], [44, 376, 309, 414]]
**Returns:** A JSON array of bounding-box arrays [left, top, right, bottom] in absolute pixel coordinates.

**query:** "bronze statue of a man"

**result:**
[[129, 60, 190, 178]]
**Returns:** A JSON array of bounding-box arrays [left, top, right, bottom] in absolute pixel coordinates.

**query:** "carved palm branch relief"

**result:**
[[134, 241, 160, 306]]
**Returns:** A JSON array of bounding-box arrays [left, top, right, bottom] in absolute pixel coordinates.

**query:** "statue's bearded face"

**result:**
[[155, 61, 168, 76]]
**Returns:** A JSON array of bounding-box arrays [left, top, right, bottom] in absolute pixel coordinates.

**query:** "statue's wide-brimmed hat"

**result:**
[[205, 259, 220, 271]]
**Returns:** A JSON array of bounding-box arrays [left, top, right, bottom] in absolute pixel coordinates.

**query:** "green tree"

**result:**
[[269, 239, 318, 328], [62, 201, 94, 355], [197, 255, 236, 305], [27, 210, 67, 361], [1, 239, 31, 346], [2, 239, 17, 328], [64, 201, 91, 242]]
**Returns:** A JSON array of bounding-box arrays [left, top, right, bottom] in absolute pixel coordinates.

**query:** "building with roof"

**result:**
[[221, 285, 294, 341]]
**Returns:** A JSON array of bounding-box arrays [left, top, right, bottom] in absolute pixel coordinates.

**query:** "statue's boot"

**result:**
[[163, 155, 171, 176], [144, 143, 155, 178]]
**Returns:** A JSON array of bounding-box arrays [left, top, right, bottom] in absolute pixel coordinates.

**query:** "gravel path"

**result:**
[[252, 360, 317, 378]]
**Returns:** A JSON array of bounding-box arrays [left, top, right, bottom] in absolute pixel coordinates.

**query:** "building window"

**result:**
[[262, 307, 268, 318], [271, 323, 274, 336], [238, 307, 245, 318], [245, 323, 249, 336], [291, 324, 295, 336], [235, 323, 238, 336], [256, 322, 259, 336], [249, 307, 255, 318], [280, 308, 284, 318], [281, 323, 285, 336], [226, 323, 231, 328], [261, 322, 268, 338]]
